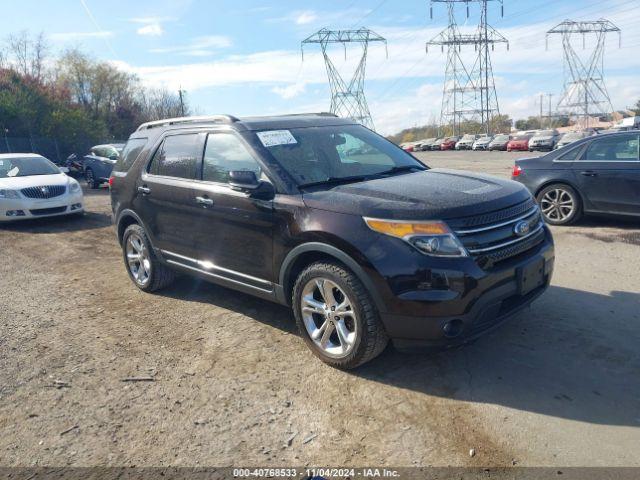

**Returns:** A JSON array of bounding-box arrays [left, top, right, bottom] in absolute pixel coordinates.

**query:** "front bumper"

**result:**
[[529, 142, 553, 150], [377, 228, 554, 349], [0, 191, 84, 222]]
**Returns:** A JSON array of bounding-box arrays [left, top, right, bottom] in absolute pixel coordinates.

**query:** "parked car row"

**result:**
[[400, 129, 598, 153]]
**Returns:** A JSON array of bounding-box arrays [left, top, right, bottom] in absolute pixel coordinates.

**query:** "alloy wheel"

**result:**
[[125, 233, 151, 285], [86, 170, 94, 186], [300, 277, 358, 358], [540, 188, 575, 223]]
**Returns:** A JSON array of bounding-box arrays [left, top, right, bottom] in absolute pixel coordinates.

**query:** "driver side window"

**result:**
[[203, 133, 261, 184], [581, 134, 639, 161]]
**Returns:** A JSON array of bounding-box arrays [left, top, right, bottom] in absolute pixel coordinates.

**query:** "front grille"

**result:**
[[29, 206, 67, 216], [21, 185, 66, 199], [448, 198, 536, 229], [452, 202, 545, 267]]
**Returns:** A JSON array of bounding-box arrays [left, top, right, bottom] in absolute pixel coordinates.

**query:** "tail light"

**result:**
[[512, 165, 522, 177], [108, 176, 114, 187]]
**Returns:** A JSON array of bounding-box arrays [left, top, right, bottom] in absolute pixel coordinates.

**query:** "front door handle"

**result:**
[[195, 196, 214, 206], [580, 171, 598, 177], [137, 186, 151, 195]]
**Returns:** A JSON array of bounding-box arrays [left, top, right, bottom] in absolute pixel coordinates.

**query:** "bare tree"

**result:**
[[5, 31, 49, 81]]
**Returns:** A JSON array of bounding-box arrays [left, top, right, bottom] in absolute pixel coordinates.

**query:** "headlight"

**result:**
[[0, 189, 19, 199], [69, 181, 80, 192], [364, 218, 468, 257]]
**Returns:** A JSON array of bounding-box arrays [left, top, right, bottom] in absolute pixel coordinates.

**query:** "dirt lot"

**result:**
[[1, 151, 639, 468]]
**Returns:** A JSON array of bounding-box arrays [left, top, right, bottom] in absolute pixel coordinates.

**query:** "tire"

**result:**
[[122, 224, 175, 292], [292, 261, 388, 369], [85, 168, 100, 189], [536, 183, 582, 225]]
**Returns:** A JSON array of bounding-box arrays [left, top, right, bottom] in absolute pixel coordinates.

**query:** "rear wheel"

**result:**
[[122, 224, 174, 292], [537, 183, 582, 225], [85, 168, 99, 189], [292, 261, 388, 369]]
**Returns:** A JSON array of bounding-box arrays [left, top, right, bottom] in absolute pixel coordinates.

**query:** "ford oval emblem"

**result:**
[[514, 220, 530, 237]]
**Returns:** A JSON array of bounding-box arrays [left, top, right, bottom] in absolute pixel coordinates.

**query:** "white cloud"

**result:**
[[137, 23, 164, 36], [272, 82, 307, 99], [295, 11, 318, 25], [150, 35, 232, 56]]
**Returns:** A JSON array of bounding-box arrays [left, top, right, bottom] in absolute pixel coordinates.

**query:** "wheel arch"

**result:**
[[278, 242, 386, 313], [116, 209, 150, 247], [534, 179, 585, 208]]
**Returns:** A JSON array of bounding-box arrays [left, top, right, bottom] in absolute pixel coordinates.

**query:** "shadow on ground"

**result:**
[[0, 211, 111, 233], [158, 278, 640, 428]]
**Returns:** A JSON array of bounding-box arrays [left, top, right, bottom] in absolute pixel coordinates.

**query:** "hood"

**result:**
[[490, 139, 509, 145], [532, 135, 554, 141], [510, 139, 528, 144], [475, 138, 492, 144], [0, 173, 69, 189], [302, 169, 531, 220]]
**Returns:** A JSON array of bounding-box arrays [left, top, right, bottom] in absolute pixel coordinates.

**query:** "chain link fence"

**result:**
[[0, 136, 95, 165]]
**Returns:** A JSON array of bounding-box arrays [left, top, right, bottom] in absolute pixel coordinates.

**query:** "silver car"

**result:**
[[455, 134, 480, 150], [528, 130, 560, 151], [554, 131, 591, 149], [472, 135, 493, 150]]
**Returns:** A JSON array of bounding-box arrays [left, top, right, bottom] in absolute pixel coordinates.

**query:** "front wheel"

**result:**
[[537, 184, 582, 225], [292, 261, 388, 369]]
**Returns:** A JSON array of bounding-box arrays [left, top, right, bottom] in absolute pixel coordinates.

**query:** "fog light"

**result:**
[[70, 203, 82, 210], [442, 319, 464, 338], [6, 210, 26, 217]]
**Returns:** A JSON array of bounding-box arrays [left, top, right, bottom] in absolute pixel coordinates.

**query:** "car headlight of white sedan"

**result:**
[[69, 181, 81, 193], [0, 189, 20, 199]]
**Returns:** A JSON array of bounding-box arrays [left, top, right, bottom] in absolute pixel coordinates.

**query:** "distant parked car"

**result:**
[[417, 138, 437, 151], [555, 131, 591, 150], [507, 134, 532, 152], [431, 137, 446, 150], [83, 144, 124, 188], [0, 153, 83, 221], [455, 134, 479, 150], [440, 136, 460, 150], [488, 134, 511, 151], [513, 130, 640, 225], [528, 130, 560, 151], [472, 135, 493, 150]]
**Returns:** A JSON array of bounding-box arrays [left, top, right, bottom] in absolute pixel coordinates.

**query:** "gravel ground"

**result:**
[[1, 151, 639, 468]]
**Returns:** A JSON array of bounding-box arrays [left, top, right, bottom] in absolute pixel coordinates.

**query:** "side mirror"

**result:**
[[229, 170, 260, 190], [109, 154, 119, 160], [228, 170, 275, 200]]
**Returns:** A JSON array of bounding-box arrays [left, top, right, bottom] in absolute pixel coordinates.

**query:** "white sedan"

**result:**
[[0, 153, 84, 222]]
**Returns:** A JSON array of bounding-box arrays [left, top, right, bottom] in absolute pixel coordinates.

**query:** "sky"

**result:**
[[2, 0, 640, 135]]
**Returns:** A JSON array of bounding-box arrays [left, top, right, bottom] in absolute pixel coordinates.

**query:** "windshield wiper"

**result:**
[[298, 175, 368, 189], [375, 165, 427, 177]]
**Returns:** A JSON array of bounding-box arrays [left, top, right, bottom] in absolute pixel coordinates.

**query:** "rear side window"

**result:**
[[114, 138, 147, 172], [148, 134, 201, 179]]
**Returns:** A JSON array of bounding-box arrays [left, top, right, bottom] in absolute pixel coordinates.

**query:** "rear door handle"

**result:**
[[137, 186, 151, 195], [195, 196, 214, 206], [580, 171, 598, 177]]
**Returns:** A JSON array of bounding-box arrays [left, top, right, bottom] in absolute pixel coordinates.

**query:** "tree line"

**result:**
[[0, 31, 189, 157]]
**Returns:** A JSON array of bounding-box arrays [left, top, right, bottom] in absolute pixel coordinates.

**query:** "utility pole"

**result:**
[[546, 19, 620, 128], [302, 28, 387, 131], [547, 93, 554, 127], [178, 87, 186, 117], [427, 0, 508, 136]]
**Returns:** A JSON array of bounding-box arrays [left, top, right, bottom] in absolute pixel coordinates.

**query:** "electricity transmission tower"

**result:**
[[427, 0, 508, 135], [302, 28, 387, 130], [546, 19, 621, 127]]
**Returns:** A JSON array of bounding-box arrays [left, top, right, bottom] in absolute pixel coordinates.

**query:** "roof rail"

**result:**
[[136, 115, 239, 131]]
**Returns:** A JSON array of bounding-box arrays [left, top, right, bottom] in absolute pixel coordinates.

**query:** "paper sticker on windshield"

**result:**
[[256, 130, 297, 148]]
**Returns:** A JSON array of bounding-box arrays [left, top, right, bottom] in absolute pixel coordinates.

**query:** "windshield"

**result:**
[[0, 156, 60, 178], [514, 135, 530, 141], [493, 135, 509, 141], [536, 130, 555, 136], [258, 125, 426, 186]]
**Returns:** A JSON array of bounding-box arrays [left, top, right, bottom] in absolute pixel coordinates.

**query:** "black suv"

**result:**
[[110, 114, 554, 369]]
